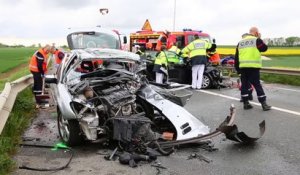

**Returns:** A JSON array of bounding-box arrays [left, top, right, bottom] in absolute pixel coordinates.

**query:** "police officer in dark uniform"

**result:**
[[235, 27, 271, 111]]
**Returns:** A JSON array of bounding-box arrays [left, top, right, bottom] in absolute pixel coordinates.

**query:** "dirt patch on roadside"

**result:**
[[0, 63, 28, 79]]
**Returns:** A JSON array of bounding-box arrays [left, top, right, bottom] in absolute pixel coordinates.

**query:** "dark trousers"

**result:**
[[240, 68, 266, 103], [240, 76, 253, 97], [31, 71, 43, 104]]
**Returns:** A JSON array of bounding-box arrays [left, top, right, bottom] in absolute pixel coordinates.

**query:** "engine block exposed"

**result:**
[[100, 88, 136, 107]]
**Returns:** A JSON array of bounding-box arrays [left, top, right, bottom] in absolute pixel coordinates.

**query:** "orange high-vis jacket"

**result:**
[[54, 50, 63, 65], [29, 48, 49, 73]]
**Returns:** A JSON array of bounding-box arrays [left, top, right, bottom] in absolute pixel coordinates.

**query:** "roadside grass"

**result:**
[[0, 88, 35, 175], [261, 73, 300, 86], [0, 66, 30, 91], [263, 56, 300, 69], [0, 47, 36, 73]]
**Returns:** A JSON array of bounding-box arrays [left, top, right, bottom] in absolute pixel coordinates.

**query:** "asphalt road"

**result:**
[[13, 82, 300, 175]]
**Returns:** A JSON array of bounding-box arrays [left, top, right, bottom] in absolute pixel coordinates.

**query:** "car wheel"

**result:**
[[57, 109, 84, 146], [202, 74, 212, 89]]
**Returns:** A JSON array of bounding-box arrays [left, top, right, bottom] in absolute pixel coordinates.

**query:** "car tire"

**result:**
[[202, 74, 212, 89], [57, 109, 84, 146]]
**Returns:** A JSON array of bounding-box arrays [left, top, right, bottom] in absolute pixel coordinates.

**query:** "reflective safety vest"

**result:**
[[182, 39, 212, 58], [209, 53, 221, 65], [166, 46, 181, 63], [169, 45, 181, 55], [238, 35, 262, 68], [29, 48, 49, 73], [54, 50, 63, 65], [165, 51, 179, 63], [154, 51, 168, 67]]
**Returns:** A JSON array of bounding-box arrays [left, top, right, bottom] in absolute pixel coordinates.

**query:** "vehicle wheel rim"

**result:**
[[202, 76, 210, 88], [58, 114, 70, 142]]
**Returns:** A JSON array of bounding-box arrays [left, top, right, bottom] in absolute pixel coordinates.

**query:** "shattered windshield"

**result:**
[[68, 32, 120, 50]]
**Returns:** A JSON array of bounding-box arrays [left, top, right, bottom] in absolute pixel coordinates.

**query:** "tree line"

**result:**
[[264, 37, 300, 47]]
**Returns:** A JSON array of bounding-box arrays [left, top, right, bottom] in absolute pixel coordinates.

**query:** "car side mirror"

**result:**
[[45, 75, 57, 84], [123, 36, 127, 44]]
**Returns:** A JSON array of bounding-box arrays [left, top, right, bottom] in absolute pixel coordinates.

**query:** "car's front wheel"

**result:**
[[202, 74, 212, 89], [57, 109, 84, 146]]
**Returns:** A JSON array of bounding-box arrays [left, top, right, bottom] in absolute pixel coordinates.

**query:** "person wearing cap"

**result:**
[[29, 44, 51, 105], [182, 35, 216, 89], [50, 47, 65, 69], [153, 45, 168, 84], [235, 27, 271, 111]]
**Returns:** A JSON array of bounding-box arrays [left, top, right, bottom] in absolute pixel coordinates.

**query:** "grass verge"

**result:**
[[0, 66, 30, 91], [0, 47, 36, 73], [261, 73, 300, 86], [0, 87, 35, 175]]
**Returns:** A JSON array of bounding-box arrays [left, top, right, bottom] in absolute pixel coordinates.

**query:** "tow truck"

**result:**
[[129, 19, 212, 52]]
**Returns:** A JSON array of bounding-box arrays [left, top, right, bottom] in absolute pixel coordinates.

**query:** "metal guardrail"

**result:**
[[260, 68, 300, 76], [221, 66, 300, 76], [0, 75, 33, 134]]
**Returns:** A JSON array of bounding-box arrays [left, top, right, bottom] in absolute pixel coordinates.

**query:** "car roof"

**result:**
[[67, 27, 119, 37], [72, 48, 140, 62]]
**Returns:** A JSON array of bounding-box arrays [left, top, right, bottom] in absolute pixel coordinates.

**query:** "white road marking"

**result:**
[[264, 85, 300, 93], [198, 89, 300, 116]]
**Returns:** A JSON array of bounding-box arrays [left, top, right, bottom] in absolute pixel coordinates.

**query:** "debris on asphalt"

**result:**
[[187, 153, 212, 163], [219, 120, 265, 144]]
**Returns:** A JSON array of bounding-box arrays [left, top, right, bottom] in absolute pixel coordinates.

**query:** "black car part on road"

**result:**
[[218, 120, 266, 144]]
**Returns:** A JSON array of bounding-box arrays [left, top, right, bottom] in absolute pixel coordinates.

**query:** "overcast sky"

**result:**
[[0, 0, 299, 46]]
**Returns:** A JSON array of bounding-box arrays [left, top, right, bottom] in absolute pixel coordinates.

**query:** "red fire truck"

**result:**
[[129, 20, 212, 51]]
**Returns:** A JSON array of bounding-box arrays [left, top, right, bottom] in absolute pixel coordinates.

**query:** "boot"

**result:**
[[261, 101, 271, 111], [248, 94, 253, 101], [243, 101, 253, 110]]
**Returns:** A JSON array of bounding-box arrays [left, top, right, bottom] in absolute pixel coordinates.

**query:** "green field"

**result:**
[[0, 48, 36, 73], [218, 46, 300, 56], [0, 48, 37, 90], [263, 56, 300, 69]]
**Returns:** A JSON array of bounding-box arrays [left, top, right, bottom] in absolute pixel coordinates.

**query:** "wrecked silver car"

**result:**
[[48, 48, 228, 146]]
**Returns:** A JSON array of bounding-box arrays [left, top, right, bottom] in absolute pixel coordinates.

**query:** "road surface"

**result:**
[[14, 82, 300, 175]]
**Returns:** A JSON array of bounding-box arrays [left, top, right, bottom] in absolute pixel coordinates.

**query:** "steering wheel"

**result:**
[[86, 41, 97, 48]]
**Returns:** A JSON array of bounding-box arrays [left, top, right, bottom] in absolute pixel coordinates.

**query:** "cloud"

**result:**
[[0, 0, 299, 46]]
